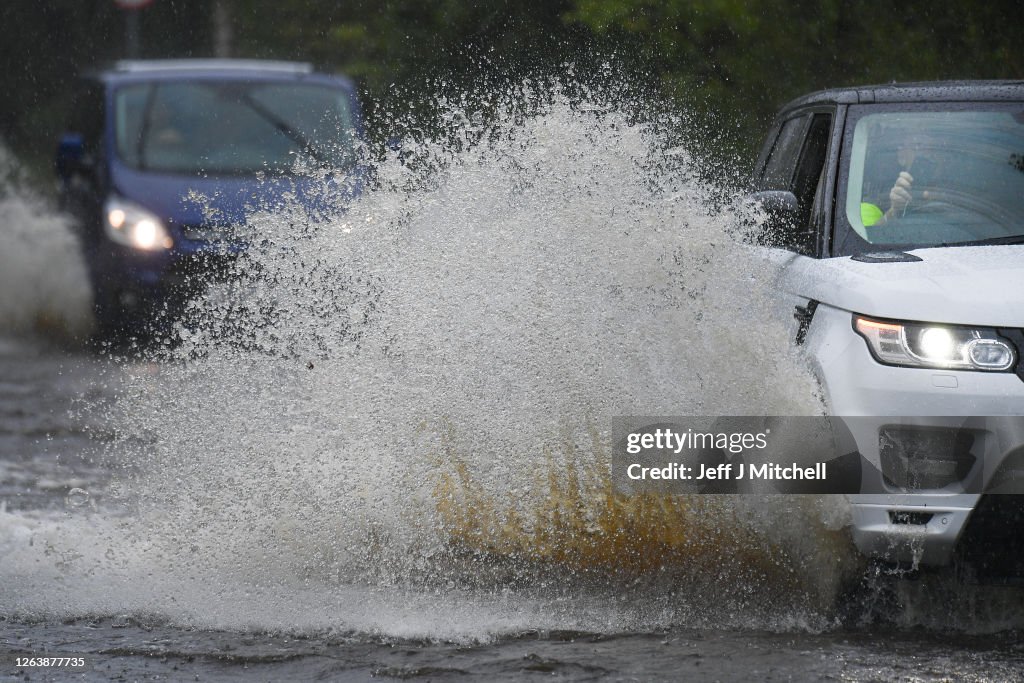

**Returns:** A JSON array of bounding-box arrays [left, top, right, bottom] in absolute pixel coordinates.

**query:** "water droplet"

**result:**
[[66, 488, 90, 508]]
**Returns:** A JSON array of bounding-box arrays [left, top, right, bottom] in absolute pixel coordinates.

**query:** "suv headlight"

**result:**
[[854, 315, 1017, 371], [104, 197, 173, 251]]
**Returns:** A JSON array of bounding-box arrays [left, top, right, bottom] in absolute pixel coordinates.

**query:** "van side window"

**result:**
[[760, 115, 808, 190]]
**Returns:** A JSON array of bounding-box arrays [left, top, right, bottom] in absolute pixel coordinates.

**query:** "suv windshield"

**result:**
[[115, 81, 357, 175], [836, 104, 1024, 254]]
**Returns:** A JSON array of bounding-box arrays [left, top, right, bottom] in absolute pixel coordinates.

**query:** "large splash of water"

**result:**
[[0, 87, 875, 638], [0, 146, 93, 340]]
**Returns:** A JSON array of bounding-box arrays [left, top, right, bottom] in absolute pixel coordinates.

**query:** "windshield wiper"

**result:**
[[936, 234, 1024, 247], [238, 92, 328, 166], [136, 84, 158, 170]]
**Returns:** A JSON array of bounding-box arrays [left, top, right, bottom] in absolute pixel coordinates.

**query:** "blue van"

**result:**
[[55, 59, 365, 337]]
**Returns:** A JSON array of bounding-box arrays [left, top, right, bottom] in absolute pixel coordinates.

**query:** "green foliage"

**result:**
[[0, 0, 210, 177], [1, 0, 1020, 175], [227, 1, 591, 143], [567, 0, 1023, 159]]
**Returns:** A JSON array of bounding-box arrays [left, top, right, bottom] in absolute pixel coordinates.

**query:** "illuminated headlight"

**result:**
[[104, 197, 172, 251], [854, 315, 1017, 371]]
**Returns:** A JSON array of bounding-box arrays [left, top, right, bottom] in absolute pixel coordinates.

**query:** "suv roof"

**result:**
[[778, 80, 1024, 116]]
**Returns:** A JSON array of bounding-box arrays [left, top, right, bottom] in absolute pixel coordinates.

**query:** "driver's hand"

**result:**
[[889, 171, 914, 215]]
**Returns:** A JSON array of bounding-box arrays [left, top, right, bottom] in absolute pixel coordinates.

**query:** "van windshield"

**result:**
[[115, 81, 357, 175], [836, 105, 1024, 254]]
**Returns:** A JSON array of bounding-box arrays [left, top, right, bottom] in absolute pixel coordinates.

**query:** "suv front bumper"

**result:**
[[805, 303, 1024, 567]]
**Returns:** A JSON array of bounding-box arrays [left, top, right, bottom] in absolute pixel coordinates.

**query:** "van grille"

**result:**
[[180, 223, 238, 242], [166, 250, 239, 286]]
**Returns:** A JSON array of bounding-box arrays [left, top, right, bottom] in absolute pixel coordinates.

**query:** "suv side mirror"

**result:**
[[55, 133, 91, 182], [748, 190, 798, 225], [746, 190, 804, 249]]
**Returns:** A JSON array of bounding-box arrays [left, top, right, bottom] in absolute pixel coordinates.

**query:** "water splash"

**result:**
[[2, 84, 874, 637], [0, 145, 94, 341], [64, 487, 90, 508]]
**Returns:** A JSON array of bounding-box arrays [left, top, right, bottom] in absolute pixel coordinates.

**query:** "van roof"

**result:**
[[111, 59, 315, 75], [89, 59, 355, 91]]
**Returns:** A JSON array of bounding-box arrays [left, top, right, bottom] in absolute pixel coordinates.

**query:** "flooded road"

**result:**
[[3, 94, 1024, 680], [6, 617, 1024, 682], [3, 286, 1024, 682]]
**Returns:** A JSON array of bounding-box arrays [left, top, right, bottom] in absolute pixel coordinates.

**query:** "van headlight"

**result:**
[[104, 197, 173, 251], [854, 315, 1017, 371]]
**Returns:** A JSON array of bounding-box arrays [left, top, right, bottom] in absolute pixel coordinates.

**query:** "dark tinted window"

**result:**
[[761, 115, 808, 189], [781, 113, 832, 256], [793, 113, 832, 223]]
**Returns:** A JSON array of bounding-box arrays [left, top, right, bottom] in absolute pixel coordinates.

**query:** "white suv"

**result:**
[[751, 81, 1024, 580]]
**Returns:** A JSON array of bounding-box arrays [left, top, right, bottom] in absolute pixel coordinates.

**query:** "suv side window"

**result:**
[[760, 114, 809, 190], [792, 113, 832, 231], [760, 111, 833, 255]]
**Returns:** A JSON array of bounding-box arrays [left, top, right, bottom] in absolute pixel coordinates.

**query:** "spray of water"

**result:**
[[0, 85, 882, 638], [0, 145, 93, 341]]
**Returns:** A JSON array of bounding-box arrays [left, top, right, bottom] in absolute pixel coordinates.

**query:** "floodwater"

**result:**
[[2, 93, 1024, 681]]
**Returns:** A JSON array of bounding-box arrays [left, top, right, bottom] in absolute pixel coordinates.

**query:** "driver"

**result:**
[[861, 133, 935, 227]]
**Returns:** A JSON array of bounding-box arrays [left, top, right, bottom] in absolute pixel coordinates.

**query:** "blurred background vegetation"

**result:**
[[1, 0, 1021, 182]]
